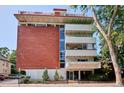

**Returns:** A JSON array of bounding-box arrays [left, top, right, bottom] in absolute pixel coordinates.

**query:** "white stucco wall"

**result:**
[[65, 50, 97, 57], [65, 24, 93, 31], [25, 69, 66, 80], [65, 36, 95, 44]]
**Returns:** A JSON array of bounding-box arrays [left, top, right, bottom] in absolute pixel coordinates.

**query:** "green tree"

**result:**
[[71, 5, 123, 86], [42, 69, 49, 83], [0, 47, 10, 58], [9, 50, 16, 64], [54, 70, 59, 81], [9, 50, 18, 74]]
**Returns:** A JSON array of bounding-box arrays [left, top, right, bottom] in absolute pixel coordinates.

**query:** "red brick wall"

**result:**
[[16, 26, 60, 69]]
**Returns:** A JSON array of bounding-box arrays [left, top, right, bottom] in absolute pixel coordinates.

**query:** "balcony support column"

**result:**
[[92, 70, 94, 75], [73, 71, 74, 80], [78, 70, 80, 81]]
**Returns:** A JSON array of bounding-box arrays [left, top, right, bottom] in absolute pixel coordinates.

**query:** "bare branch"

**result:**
[[91, 6, 108, 40], [108, 5, 119, 37]]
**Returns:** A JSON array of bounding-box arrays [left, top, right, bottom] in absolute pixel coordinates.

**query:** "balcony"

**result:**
[[65, 50, 97, 57], [66, 62, 101, 70], [65, 36, 95, 44], [18, 11, 85, 17], [15, 11, 93, 23], [65, 24, 93, 32]]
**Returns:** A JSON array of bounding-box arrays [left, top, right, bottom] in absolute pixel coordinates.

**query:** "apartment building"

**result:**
[[0, 55, 11, 77], [14, 8, 101, 80]]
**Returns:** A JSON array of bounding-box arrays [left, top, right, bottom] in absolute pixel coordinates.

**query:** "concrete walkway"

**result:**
[[0, 83, 120, 87]]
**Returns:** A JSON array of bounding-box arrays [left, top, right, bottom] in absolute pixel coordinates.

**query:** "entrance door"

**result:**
[[74, 71, 79, 80], [69, 72, 73, 80], [67, 71, 79, 81]]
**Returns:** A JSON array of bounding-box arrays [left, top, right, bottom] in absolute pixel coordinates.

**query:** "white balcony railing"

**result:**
[[65, 24, 93, 32], [19, 11, 84, 17], [65, 50, 97, 57], [65, 36, 95, 44], [65, 62, 101, 70]]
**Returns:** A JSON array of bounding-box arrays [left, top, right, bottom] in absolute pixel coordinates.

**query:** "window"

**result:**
[[60, 51, 65, 62], [77, 59, 88, 62], [28, 24, 35, 26], [36, 24, 46, 27], [60, 41, 65, 50], [60, 63, 65, 68], [82, 44, 87, 49], [60, 27, 65, 63], [20, 24, 26, 26], [60, 31, 65, 39], [66, 44, 82, 50]]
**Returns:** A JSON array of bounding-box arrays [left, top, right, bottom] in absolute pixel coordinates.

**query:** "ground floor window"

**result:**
[[60, 63, 65, 68], [66, 71, 93, 81]]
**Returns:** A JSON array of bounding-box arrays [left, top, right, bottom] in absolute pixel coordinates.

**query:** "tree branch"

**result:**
[[91, 6, 108, 40], [108, 5, 119, 37]]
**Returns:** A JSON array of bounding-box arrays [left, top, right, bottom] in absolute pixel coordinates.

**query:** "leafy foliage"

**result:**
[[42, 69, 49, 83], [64, 18, 93, 24], [9, 50, 16, 64], [20, 76, 31, 84], [97, 6, 124, 68], [71, 6, 123, 85], [0, 47, 10, 58], [9, 50, 18, 74], [71, 5, 124, 68], [54, 70, 59, 81]]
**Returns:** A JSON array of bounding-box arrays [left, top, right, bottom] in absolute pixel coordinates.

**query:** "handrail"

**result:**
[[18, 11, 84, 17], [66, 62, 100, 64]]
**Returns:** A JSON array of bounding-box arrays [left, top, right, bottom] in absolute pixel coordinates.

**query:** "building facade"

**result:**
[[0, 55, 11, 77], [15, 8, 101, 80]]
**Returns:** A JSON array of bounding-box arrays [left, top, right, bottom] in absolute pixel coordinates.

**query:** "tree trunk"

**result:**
[[106, 38, 123, 86], [91, 7, 123, 86]]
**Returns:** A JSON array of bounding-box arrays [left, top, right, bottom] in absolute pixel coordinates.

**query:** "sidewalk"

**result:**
[[0, 83, 119, 87]]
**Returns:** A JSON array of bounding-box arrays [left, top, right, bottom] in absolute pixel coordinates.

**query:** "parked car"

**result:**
[[0, 74, 5, 81], [9, 74, 19, 79], [9, 74, 26, 79]]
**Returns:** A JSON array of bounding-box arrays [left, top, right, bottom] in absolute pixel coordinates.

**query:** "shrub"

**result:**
[[20, 76, 31, 84], [20, 70, 26, 75], [60, 75, 64, 80], [54, 70, 59, 81], [64, 19, 93, 24], [32, 80, 43, 84], [42, 69, 49, 83], [87, 74, 102, 81]]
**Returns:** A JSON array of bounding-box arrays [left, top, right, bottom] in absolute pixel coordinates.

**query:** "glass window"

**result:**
[[82, 44, 87, 49], [60, 63, 65, 68], [28, 24, 35, 26], [60, 41, 65, 50], [59, 27, 65, 63], [77, 59, 88, 62], [60, 32, 65, 39]]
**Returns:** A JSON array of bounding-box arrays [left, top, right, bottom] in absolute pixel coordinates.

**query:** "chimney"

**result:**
[[53, 8, 67, 16]]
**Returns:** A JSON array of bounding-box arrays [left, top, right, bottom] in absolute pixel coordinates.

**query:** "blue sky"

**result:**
[[0, 5, 93, 51]]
